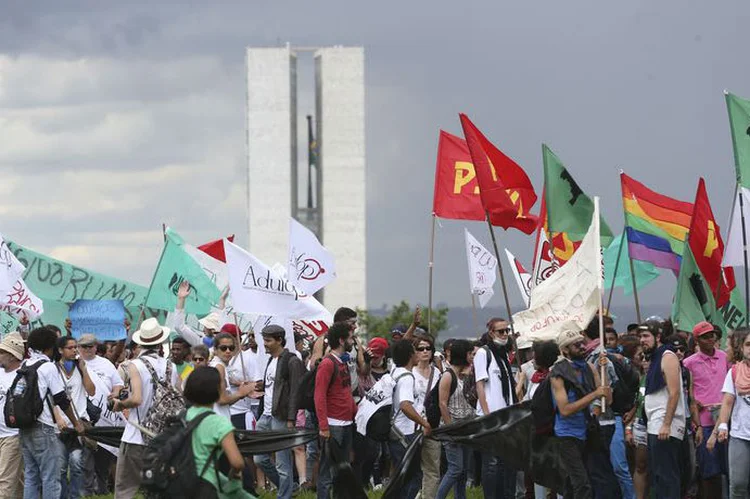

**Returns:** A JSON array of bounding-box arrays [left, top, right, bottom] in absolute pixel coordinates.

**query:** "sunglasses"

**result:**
[[217, 345, 236, 352], [493, 328, 511, 334], [79, 344, 95, 349], [416, 346, 433, 352], [674, 346, 686, 353], [193, 357, 206, 362]]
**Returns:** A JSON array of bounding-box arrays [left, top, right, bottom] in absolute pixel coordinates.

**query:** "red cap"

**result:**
[[368, 337, 389, 358], [692, 321, 717, 338], [220, 324, 240, 337]]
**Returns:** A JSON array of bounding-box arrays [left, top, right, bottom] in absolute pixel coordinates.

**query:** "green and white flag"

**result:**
[[145, 228, 221, 316], [726, 91, 750, 189]]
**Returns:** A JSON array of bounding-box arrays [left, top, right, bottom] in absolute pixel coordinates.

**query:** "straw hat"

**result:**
[[198, 312, 221, 331], [132, 318, 170, 346]]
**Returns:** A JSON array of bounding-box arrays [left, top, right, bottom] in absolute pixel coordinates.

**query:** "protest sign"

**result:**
[[69, 300, 127, 341], [464, 229, 496, 308]]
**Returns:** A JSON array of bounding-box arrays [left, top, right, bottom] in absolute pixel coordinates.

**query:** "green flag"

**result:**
[[603, 233, 661, 295], [145, 228, 221, 316], [543, 144, 614, 244], [726, 91, 750, 189], [672, 247, 726, 333], [0, 311, 18, 337]]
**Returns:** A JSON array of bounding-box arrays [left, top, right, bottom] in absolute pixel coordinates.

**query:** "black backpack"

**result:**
[[365, 371, 415, 442], [141, 410, 220, 498], [531, 375, 589, 436], [608, 355, 640, 415], [4, 360, 48, 429], [296, 355, 338, 413], [424, 370, 457, 428]]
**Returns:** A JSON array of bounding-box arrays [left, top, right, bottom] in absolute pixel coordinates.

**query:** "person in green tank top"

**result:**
[[184, 366, 255, 498]]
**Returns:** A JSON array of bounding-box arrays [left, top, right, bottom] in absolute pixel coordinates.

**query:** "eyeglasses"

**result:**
[[217, 345, 236, 352], [675, 347, 686, 353], [493, 328, 511, 334], [79, 344, 95, 349], [416, 346, 433, 352], [193, 357, 206, 362]]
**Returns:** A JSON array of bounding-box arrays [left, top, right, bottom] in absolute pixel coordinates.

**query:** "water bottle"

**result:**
[[13, 378, 25, 397]]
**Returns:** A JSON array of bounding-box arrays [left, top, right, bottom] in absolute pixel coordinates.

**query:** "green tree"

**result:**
[[357, 301, 449, 339]]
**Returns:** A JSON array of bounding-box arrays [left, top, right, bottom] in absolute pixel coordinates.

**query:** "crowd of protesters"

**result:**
[[0, 284, 748, 499]]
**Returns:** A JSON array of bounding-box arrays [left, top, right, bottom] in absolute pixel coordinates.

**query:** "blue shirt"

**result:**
[[552, 369, 588, 440]]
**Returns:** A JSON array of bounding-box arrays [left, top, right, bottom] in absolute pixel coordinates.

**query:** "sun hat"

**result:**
[[132, 318, 170, 346]]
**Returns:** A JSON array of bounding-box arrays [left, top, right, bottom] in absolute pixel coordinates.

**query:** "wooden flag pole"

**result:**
[[427, 213, 437, 336], [470, 292, 479, 334], [594, 197, 606, 411], [233, 313, 248, 383], [738, 187, 750, 326], [619, 171, 642, 323], [605, 235, 625, 314]]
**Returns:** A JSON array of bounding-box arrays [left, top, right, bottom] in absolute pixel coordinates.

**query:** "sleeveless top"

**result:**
[[446, 375, 474, 423]]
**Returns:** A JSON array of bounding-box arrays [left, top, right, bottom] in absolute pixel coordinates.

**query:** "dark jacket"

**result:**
[[270, 350, 305, 422]]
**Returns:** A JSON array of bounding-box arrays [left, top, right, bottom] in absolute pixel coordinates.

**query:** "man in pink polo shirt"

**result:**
[[683, 321, 730, 498]]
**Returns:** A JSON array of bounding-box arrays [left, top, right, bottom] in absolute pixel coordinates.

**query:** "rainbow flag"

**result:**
[[621, 173, 693, 272]]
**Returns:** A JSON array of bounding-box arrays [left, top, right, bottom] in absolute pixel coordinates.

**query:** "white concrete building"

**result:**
[[246, 46, 366, 311]]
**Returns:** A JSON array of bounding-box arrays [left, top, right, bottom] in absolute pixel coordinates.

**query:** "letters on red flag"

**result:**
[[432, 131, 486, 221], [458, 114, 538, 234], [688, 179, 732, 306]]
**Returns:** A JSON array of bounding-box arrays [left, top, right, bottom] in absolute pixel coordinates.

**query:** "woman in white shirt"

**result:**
[[707, 328, 750, 498], [413, 334, 442, 499], [209, 333, 255, 419]]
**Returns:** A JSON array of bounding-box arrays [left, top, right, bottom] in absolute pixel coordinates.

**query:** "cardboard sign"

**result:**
[[69, 299, 127, 341]]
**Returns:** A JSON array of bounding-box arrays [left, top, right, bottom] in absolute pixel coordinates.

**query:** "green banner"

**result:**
[[0, 311, 18, 337]]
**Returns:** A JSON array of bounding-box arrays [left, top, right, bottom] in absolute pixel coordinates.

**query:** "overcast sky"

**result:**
[[2, 1, 749, 317]]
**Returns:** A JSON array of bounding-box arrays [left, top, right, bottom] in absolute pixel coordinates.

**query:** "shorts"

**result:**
[[696, 425, 728, 479], [632, 421, 648, 448]]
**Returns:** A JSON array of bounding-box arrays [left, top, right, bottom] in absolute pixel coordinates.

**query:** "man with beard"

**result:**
[[474, 318, 517, 499], [639, 319, 686, 499], [551, 328, 611, 499]]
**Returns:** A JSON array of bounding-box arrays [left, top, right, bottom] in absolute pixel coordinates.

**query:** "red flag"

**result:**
[[432, 131, 486, 221], [688, 179, 732, 306], [198, 235, 235, 263], [459, 114, 538, 234]]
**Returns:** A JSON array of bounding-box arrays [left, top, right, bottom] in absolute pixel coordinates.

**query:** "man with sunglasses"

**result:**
[[683, 321, 729, 498]]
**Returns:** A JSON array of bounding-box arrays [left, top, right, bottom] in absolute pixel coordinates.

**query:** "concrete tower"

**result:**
[[246, 46, 366, 311]]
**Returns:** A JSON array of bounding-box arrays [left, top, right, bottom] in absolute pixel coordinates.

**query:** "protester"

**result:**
[[183, 366, 252, 498], [111, 318, 179, 499], [436, 339, 475, 499], [173, 281, 228, 347], [551, 327, 611, 499], [474, 318, 516, 499], [413, 333, 441, 498], [682, 321, 728, 498], [0, 332, 26, 498], [625, 348, 649, 499], [253, 325, 304, 499], [639, 320, 686, 499], [170, 337, 194, 381], [314, 322, 358, 499], [191, 344, 210, 368], [390, 339, 431, 499], [20, 326, 85, 499], [209, 332, 255, 420]]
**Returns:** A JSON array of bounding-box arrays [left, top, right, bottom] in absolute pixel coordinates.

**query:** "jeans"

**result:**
[[318, 424, 353, 499], [558, 437, 592, 499], [728, 437, 750, 498], [437, 441, 470, 499], [647, 434, 682, 499], [59, 442, 86, 499], [305, 411, 319, 484], [587, 423, 621, 499], [389, 433, 422, 499], [609, 417, 635, 499], [21, 422, 63, 499], [253, 414, 293, 499], [481, 452, 515, 499]]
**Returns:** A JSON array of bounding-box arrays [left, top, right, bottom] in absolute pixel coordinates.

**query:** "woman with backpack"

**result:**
[[436, 339, 475, 499], [184, 366, 254, 498]]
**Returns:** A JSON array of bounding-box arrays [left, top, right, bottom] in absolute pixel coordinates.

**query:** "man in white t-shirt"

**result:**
[[78, 334, 125, 496], [0, 332, 26, 497], [389, 340, 431, 499], [111, 319, 179, 499]]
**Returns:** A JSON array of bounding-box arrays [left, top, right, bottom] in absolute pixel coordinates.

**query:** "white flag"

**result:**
[[288, 218, 337, 295], [505, 249, 532, 307], [0, 235, 25, 296], [513, 209, 601, 343], [723, 187, 750, 267], [464, 229, 496, 308], [530, 227, 559, 288], [225, 240, 332, 322], [0, 278, 44, 321]]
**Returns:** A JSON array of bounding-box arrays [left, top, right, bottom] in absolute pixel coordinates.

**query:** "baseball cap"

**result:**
[[368, 337, 389, 358], [692, 321, 720, 338], [390, 325, 407, 337]]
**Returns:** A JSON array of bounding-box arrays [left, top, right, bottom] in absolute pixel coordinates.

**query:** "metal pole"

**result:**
[[605, 235, 625, 314], [594, 198, 606, 411], [427, 214, 437, 336], [739, 188, 750, 325], [620, 172, 642, 323], [471, 292, 478, 334]]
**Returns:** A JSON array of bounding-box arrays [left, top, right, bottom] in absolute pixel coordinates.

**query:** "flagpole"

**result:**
[[233, 312, 248, 382], [619, 171, 642, 323], [605, 236, 625, 314], [137, 225, 169, 329], [738, 186, 750, 325], [470, 292, 478, 334], [427, 213, 437, 336], [594, 197, 606, 410]]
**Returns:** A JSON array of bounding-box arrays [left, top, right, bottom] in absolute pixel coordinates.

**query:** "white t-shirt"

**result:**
[[473, 347, 510, 416], [23, 352, 67, 430], [209, 357, 232, 419], [85, 355, 126, 456], [0, 367, 19, 438], [57, 365, 89, 427], [722, 370, 750, 441], [413, 365, 440, 417], [392, 367, 417, 436], [263, 357, 279, 417], [122, 354, 180, 446], [228, 349, 261, 415]]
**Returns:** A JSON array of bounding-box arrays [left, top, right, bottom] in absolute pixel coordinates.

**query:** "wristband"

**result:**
[[718, 423, 728, 432]]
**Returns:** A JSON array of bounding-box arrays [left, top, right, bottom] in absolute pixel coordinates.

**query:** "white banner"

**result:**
[[464, 229, 496, 308], [225, 240, 332, 322], [513, 210, 601, 343], [530, 227, 559, 288], [0, 279, 44, 320], [0, 234, 25, 296], [723, 186, 750, 267], [505, 248, 532, 307], [288, 218, 337, 296]]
